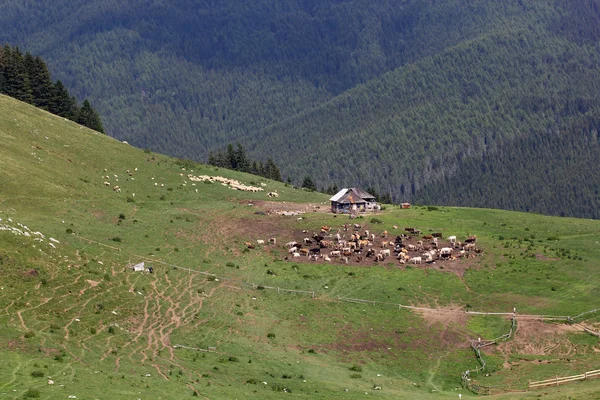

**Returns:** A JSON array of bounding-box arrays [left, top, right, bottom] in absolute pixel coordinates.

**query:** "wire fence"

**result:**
[[461, 315, 517, 395]]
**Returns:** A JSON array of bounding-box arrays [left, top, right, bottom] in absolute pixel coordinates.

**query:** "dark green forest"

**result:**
[[1, 0, 599, 218], [208, 143, 282, 182], [0, 45, 104, 132]]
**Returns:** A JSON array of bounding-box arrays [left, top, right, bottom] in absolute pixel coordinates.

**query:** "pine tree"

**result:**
[[208, 152, 217, 166], [49, 80, 78, 119], [226, 144, 236, 169], [27, 55, 53, 110], [301, 175, 317, 191], [77, 99, 105, 133], [264, 158, 282, 181], [3, 46, 32, 103], [0, 46, 6, 93], [235, 144, 250, 172]]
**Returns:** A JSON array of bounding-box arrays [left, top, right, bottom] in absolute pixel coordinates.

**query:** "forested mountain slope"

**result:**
[[252, 20, 600, 218], [1, 0, 599, 217], [0, 0, 533, 156]]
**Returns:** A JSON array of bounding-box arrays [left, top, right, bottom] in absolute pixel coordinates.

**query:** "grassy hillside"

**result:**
[[3, 1, 600, 218], [1, 94, 600, 399]]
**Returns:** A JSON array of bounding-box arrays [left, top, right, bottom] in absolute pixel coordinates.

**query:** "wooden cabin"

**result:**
[[330, 188, 377, 214]]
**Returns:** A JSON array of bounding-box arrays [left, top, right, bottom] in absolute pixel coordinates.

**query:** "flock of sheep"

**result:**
[[0, 218, 60, 249], [100, 165, 283, 201], [187, 174, 265, 192]]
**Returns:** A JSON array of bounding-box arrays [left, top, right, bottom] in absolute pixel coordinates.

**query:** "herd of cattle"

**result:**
[[249, 224, 480, 266]]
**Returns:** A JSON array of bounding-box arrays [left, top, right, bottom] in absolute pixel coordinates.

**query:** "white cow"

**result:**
[[440, 247, 452, 257]]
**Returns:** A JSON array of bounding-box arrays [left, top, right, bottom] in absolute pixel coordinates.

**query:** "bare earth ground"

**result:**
[[227, 205, 484, 277]]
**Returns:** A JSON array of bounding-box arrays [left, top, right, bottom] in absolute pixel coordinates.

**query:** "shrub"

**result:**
[[118, 213, 126, 220], [110, 237, 122, 242], [349, 365, 363, 372], [370, 218, 383, 224], [24, 331, 35, 339], [267, 333, 275, 339], [350, 374, 362, 379], [307, 349, 316, 354], [108, 326, 115, 334], [66, 228, 73, 234], [23, 388, 40, 398], [30, 370, 44, 378], [90, 327, 97, 335]]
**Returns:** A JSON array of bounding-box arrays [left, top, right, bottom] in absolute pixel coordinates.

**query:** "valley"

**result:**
[[1, 95, 600, 398]]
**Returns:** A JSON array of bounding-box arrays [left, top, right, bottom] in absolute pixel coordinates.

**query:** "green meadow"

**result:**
[[1, 94, 599, 399]]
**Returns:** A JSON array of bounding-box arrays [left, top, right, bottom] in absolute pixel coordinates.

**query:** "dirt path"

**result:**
[[16, 297, 51, 332]]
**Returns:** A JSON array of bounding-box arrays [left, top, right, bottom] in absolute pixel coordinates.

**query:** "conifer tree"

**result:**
[[226, 144, 236, 169], [27, 55, 53, 110], [235, 144, 250, 172], [77, 99, 105, 133], [3, 46, 32, 103], [301, 175, 317, 191], [49, 80, 78, 119], [0, 46, 6, 93]]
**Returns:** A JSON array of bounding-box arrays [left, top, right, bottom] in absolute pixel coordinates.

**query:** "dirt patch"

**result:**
[[275, 221, 483, 277], [242, 200, 329, 214], [25, 268, 38, 277], [535, 253, 560, 261], [2, 339, 35, 353], [90, 210, 105, 219], [496, 320, 578, 357], [86, 279, 100, 287], [418, 306, 468, 328]]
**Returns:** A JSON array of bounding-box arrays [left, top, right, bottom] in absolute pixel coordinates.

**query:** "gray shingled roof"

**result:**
[[329, 188, 376, 204]]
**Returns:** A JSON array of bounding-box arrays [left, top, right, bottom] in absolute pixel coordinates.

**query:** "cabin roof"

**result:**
[[330, 188, 376, 204]]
